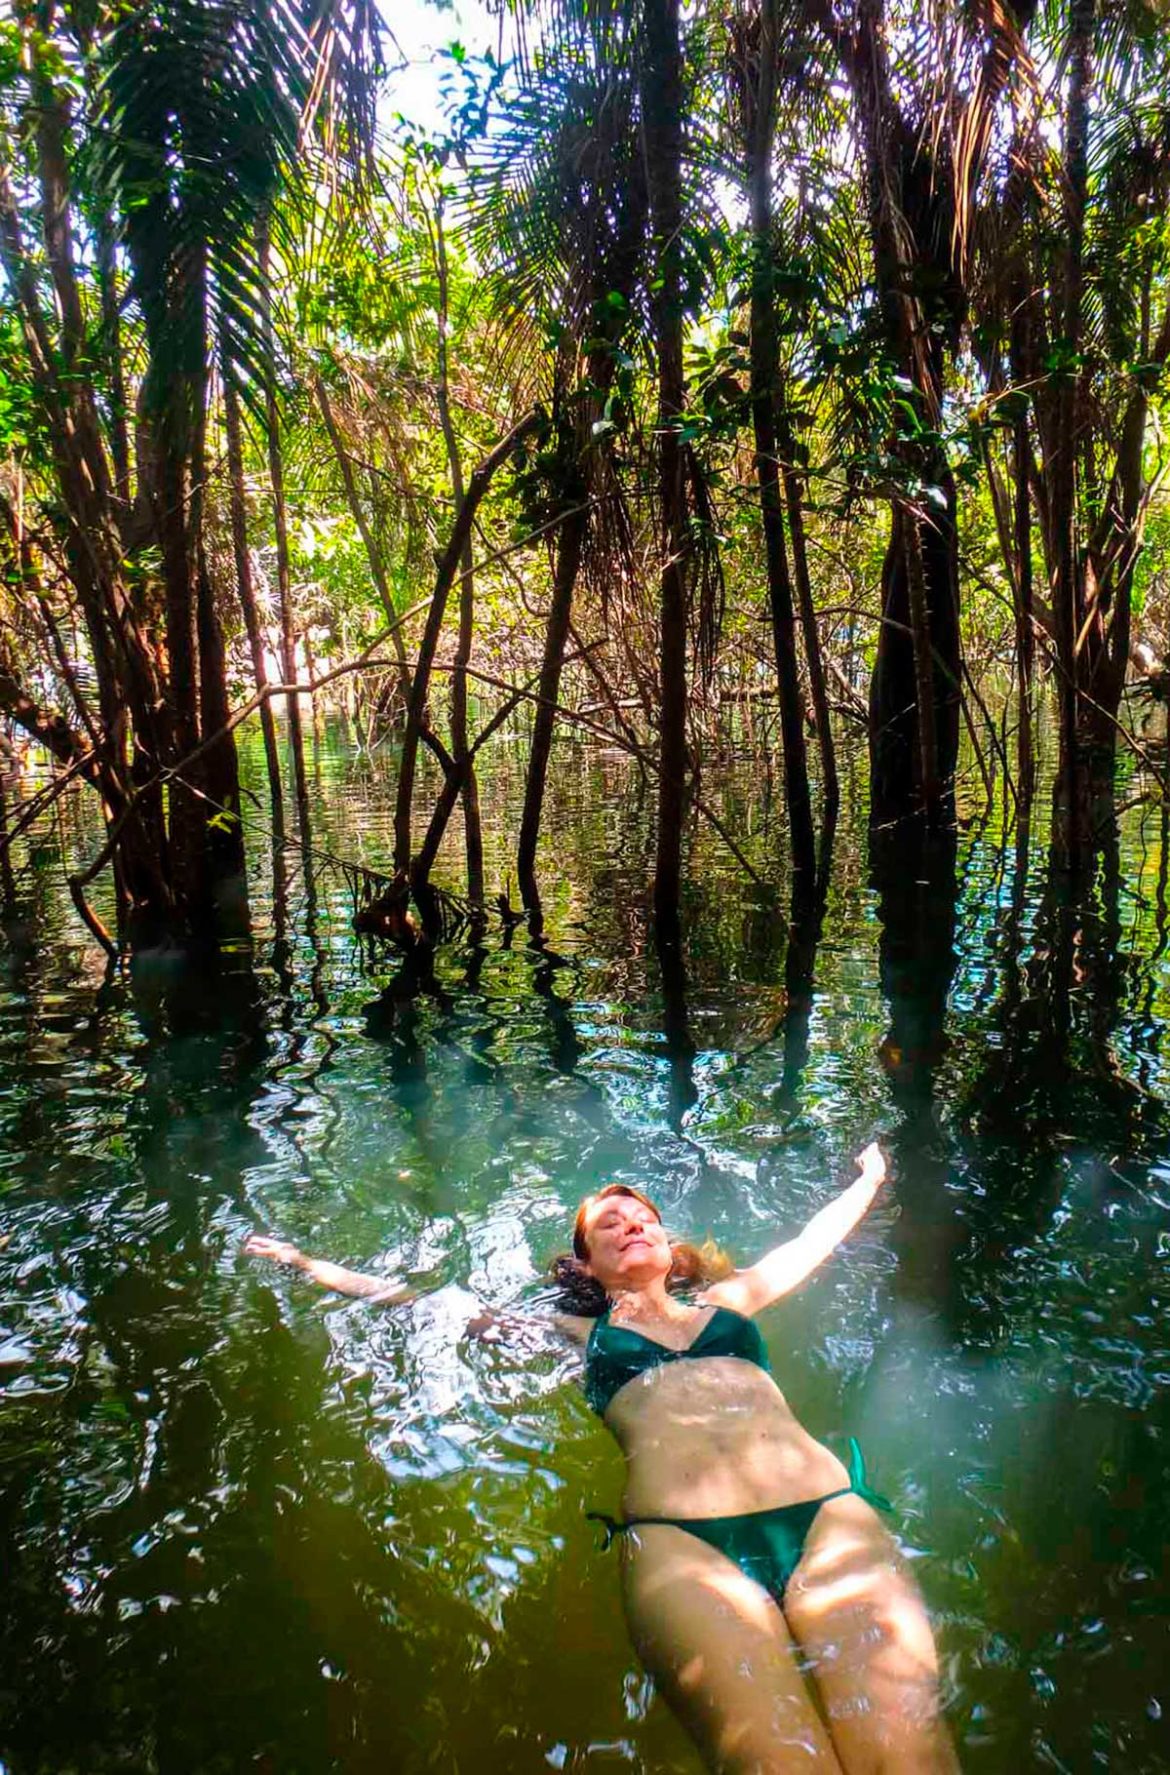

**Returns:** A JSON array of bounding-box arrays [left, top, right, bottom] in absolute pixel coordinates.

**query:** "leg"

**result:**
[[620, 1522, 844, 1774], [783, 1495, 960, 1775]]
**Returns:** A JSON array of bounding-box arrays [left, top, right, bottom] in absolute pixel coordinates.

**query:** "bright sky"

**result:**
[[380, 0, 509, 134]]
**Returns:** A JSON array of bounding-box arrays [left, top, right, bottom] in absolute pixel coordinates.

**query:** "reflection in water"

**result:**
[[0, 726, 1169, 1771], [870, 816, 963, 1318], [775, 813, 837, 1114], [655, 915, 698, 1132]]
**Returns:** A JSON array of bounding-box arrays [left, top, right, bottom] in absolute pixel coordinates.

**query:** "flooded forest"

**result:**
[[2, 0, 1170, 1769]]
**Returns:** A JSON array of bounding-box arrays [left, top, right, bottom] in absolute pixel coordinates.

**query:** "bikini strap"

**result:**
[[585, 1511, 626, 1551], [846, 1435, 894, 1514]]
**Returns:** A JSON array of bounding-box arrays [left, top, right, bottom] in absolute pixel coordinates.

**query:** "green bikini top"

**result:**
[[585, 1303, 771, 1416]]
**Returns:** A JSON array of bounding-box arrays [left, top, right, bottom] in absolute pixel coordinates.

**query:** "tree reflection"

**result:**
[[870, 813, 962, 1310], [774, 813, 836, 1114], [655, 911, 697, 1131]]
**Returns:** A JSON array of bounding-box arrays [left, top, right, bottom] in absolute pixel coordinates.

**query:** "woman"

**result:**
[[246, 1143, 959, 1773]]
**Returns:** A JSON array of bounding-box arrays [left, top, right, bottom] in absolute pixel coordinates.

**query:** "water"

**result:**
[[1, 720, 1169, 1772]]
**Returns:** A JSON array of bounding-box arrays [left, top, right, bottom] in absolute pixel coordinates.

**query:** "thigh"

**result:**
[[783, 1495, 959, 1775], [620, 1522, 844, 1775]]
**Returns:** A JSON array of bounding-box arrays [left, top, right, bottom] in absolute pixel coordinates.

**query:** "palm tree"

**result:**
[[799, 0, 1037, 827], [467, 2, 649, 922], [0, 0, 380, 945], [974, 1, 1170, 851]]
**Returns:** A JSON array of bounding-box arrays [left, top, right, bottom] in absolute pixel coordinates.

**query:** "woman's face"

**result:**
[[579, 1193, 671, 1294]]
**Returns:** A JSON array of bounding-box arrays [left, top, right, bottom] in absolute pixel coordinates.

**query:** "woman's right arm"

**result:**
[[247, 1236, 593, 1350], [244, 1235, 414, 1305]]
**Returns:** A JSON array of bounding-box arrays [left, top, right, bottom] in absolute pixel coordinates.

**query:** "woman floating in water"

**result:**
[[247, 1143, 958, 1773]]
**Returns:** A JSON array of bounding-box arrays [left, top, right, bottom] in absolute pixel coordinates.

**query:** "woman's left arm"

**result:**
[[701, 1142, 888, 1316]]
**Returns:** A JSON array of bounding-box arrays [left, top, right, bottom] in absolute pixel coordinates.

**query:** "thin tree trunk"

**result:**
[[259, 216, 311, 839], [196, 537, 248, 894], [903, 507, 939, 811], [313, 372, 412, 700], [432, 200, 484, 906], [742, 0, 815, 866], [94, 206, 131, 506], [641, 0, 690, 932], [223, 357, 285, 839], [393, 413, 539, 876], [1012, 402, 1035, 804], [781, 446, 837, 814], [517, 506, 587, 917], [1051, 0, 1095, 850]]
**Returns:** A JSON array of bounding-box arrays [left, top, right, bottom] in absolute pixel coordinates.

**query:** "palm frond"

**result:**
[[90, 0, 383, 430]]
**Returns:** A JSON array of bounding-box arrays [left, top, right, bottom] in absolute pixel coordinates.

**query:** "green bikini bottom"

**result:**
[[587, 1437, 892, 1605]]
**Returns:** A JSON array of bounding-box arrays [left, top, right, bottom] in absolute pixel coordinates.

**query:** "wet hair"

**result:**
[[551, 1183, 734, 1317]]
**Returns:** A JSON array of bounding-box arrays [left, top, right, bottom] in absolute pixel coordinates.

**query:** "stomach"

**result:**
[[604, 1356, 852, 1520]]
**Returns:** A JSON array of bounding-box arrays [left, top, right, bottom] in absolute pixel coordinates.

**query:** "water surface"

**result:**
[[1, 722, 1168, 1772]]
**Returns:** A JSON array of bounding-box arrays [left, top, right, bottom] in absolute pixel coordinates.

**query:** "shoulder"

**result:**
[[694, 1271, 760, 1316], [553, 1310, 599, 1347]]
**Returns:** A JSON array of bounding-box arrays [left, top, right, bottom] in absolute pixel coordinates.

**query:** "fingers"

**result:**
[[856, 1140, 888, 1180], [244, 1234, 298, 1264]]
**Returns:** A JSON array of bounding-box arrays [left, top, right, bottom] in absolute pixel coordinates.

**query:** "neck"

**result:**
[[608, 1275, 674, 1314]]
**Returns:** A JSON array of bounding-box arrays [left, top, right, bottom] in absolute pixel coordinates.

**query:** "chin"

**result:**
[[618, 1262, 668, 1289]]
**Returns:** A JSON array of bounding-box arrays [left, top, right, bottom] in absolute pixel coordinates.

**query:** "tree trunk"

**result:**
[[1050, 0, 1094, 854], [259, 217, 311, 839], [313, 372, 412, 702], [1012, 401, 1035, 805], [868, 484, 960, 825], [196, 537, 248, 917], [223, 357, 285, 839], [807, 0, 963, 826], [781, 446, 837, 814], [740, 0, 819, 862], [393, 413, 539, 877], [640, 0, 690, 932], [432, 201, 485, 908], [517, 505, 587, 919]]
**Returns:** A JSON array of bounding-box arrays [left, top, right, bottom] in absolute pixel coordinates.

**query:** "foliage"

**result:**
[[2, 0, 1170, 945]]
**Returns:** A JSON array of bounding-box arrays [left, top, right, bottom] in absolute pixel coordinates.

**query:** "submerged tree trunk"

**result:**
[[641, 0, 691, 932], [776, 808, 836, 1110]]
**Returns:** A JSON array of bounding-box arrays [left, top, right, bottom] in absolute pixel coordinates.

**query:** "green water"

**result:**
[[1, 724, 1169, 1772]]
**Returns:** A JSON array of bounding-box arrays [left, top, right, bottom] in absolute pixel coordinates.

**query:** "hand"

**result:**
[[855, 1141, 887, 1187], [465, 1310, 505, 1344], [244, 1234, 304, 1269]]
